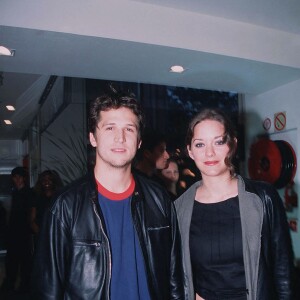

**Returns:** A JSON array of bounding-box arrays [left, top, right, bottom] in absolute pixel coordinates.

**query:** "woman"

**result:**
[[158, 158, 185, 201], [175, 108, 294, 300]]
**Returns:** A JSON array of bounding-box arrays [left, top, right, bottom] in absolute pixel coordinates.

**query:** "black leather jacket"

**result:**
[[31, 171, 185, 300]]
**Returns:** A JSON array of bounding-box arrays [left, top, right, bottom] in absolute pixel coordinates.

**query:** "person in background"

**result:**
[[134, 129, 170, 181], [175, 108, 294, 300], [30, 170, 63, 247], [1, 166, 34, 294], [158, 158, 185, 201], [31, 92, 185, 299], [0, 201, 7, 250]]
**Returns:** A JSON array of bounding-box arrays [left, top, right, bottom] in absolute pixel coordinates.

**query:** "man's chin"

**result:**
[[109, 160, 132, 169]]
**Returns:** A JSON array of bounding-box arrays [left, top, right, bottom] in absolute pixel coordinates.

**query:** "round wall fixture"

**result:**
[[248, 139, 297, 189]]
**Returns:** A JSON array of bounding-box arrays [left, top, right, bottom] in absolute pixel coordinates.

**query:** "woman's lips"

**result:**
[[204, 161, 218, 166]]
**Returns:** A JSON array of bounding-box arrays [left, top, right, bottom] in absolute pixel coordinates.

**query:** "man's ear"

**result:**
[[138, 140, 142, 149], [89, 132, 97, 148], [187, 145, 194, 160]]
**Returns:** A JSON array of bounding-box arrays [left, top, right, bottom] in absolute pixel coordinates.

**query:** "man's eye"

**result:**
[[126, 127, 134, 132], [106, 127, 113, 131]]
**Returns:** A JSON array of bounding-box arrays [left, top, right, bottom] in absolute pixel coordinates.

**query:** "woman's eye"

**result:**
[[195, 143, 204, 148], [106, 127, 113, 131], [126, 127, 134, 132], [215, 139, 226, 145]]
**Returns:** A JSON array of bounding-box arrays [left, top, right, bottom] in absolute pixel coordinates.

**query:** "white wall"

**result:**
[[244, 79, 300, 259]]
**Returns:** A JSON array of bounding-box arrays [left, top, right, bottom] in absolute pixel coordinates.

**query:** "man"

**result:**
[[134, 129, 170, 179], [31, 93, 185, 299], [1, 167, 33, 293]]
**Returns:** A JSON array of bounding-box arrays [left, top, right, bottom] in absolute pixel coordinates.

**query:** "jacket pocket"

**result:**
[[67, 239, 108, 298]]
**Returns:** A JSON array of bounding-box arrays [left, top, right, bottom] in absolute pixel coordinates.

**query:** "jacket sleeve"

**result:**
[[169, 201, 186, 299], [31, 200, 70, 300], [264, 185, 294, 299]]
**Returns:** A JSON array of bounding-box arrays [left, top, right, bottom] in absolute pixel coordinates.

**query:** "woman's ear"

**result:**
[[187, 145, 194, 160]]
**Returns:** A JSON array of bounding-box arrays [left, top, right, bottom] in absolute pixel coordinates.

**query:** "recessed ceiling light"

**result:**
[[6, 105, 15, 111], [170, 65, 185, 73], [0, 46, 15, 56], [4, 120, 12, 125]]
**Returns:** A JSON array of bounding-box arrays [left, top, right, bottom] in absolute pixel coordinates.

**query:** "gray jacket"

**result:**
[[175, 175, 294, 300]]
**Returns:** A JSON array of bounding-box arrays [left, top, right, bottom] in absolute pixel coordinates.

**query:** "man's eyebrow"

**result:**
[[100, 122, 138, 128], [126, 123, 137, 127], [102, 122, 116, 126]]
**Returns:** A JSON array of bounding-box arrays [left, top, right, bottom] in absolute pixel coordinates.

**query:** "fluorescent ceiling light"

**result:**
[[4, 120, 12, 125], [6, 105, 15, 111], [169, 65, 185, 73], [0, 46, 15, 56]]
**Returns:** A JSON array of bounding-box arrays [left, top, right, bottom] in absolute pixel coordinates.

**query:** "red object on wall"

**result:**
[[248, 139, 282, 184], [285, 181, 298, 210], [248, 139, 297, 189]]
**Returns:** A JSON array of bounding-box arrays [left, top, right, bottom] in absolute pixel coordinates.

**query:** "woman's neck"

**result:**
[[197, 173, 238, 203]]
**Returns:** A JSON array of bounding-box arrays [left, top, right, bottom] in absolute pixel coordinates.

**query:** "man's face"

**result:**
[[12, 174, 25, 190], [151, 141, 170, 170], [89, 107, 141, 169]]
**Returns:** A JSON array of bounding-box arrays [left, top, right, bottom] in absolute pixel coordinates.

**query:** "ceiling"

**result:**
[[1, 0, 300, 140]]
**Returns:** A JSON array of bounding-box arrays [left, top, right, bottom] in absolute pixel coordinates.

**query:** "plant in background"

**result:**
[[42, 125, 88, 185]]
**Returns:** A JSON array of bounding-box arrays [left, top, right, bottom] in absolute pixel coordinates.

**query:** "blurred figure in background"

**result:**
[[30, 170, 63, 247], [0, 201, 7, 250], [1, 167, 34, 294], [134, 129, 170, 182], [158, 158, 185, 201]]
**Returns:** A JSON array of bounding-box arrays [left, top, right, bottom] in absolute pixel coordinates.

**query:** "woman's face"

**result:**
[[187, 119, 230, 178], [41, 174, 54, 191], [161, 161, 179, 183]]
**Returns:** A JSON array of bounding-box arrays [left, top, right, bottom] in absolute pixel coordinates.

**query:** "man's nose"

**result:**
[[115, 129, 125, 142]]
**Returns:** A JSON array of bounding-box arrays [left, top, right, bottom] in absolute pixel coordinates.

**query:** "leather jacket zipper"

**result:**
[[92, 200, 112, 300]]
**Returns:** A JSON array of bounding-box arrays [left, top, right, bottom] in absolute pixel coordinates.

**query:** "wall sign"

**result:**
[[274, 112, 286, 131], [263, 117, 271, 131]]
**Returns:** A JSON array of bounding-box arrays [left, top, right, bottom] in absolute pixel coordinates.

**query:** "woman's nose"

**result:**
[[164, 150, 170, 159], [205, 145, 215, 157]]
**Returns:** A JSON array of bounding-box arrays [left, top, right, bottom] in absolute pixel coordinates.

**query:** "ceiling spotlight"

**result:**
[[0, 46, 15, 56], [4, 120, 12, 125], [170, 65, 185, 73], [6, 105, 15, 111], [6, 105, 16, 111]]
